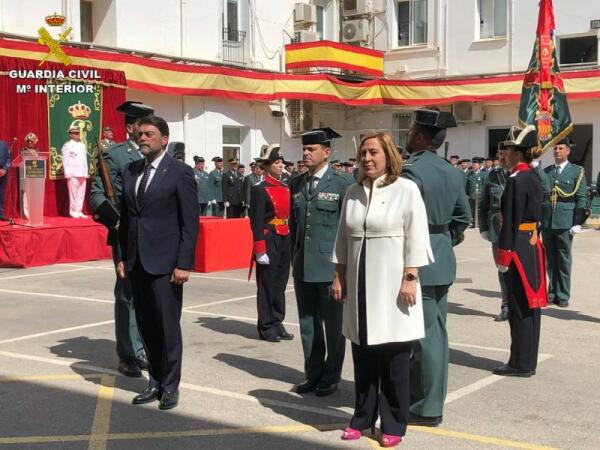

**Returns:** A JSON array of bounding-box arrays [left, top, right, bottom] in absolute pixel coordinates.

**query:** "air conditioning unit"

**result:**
[[288, 100, 320, 136], [342, 19, 369, 44], [294, 30, 319, 43], [452, 102, 485, 123], [343, 0, 372, 17], [294, 3, 316, 24]]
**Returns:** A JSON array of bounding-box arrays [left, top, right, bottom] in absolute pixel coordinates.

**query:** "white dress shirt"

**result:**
[[136, 150, 166, 194], [308, 163, 329, 191]]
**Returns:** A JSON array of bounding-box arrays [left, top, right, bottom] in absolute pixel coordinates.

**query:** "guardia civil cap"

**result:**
[[413, 109, 457, 129], [212, 156, 223, 162], [116, 101, 154, 120], [301, 127, 342, 146], [557, 136, 576, 147]]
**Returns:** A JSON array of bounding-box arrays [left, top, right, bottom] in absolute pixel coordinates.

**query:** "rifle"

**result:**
[[92, 138, 120, 229]]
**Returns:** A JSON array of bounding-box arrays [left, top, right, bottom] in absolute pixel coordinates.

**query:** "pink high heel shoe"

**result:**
[[380, 433, 402, 447], [341, 425, 376, 440]]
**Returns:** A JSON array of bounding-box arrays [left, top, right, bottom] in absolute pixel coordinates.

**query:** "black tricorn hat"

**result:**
[[116, 101, 154, 119], [556, 136, 576, 147], [413, 109, 457, 129], [212, 156, 223, 162], [450, 154, 460, 159], [301, 127, 342, 146], [257, 144, 283, 164], [193, 156, 204, 163], [511, 125, 539, 149], [472, 157, 484, 163]]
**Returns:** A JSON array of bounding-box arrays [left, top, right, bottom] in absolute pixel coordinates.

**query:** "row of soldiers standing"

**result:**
[[478, 132, 588, 321]]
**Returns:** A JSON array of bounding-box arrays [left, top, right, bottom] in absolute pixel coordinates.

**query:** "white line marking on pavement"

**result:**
[[60, 263, 114, 270], [0, 267, 98, 281], [184, 289, 294, 310], [0, 289, 113, 305], [449, 341, 552, 359], [0, 320, 115, 345], [445, 354, 553, 405]]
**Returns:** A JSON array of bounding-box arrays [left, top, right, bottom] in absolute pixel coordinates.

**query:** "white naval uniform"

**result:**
[[61, 139, 88, 218]]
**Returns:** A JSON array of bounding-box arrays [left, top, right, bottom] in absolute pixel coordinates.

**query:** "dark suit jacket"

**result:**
[[222, 170, 243, 205], [0, 141, 10, 171], [119, 152, 199, 275]]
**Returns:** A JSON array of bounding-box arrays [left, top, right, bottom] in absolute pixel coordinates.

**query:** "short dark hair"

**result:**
[[414, 123, 446, 149], [138, 115, 170, 137]]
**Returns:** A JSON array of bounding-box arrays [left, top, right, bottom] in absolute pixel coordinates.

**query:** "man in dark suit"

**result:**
[[117, 115, 199, 410], [0, 140, 11, 221], [222, 158, 244, 218]]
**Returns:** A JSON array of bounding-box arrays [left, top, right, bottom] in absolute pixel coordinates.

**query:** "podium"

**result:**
[[19, 153, 47, 226]]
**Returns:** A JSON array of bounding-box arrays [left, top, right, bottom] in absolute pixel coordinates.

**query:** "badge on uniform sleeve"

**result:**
[[318, 192, 339, 202]]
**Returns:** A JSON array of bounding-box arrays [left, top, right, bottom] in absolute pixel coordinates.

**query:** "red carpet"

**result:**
[[0, 216, 111, 268]]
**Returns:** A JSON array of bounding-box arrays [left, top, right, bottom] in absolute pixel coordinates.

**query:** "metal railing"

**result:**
[[222, 28, 248, 66]]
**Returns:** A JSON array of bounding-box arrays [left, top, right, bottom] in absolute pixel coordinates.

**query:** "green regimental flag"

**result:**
[[48, 80, 102, 180], [518, 0, 572, 154]]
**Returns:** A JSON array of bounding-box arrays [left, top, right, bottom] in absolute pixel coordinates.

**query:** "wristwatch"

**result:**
[[404, 272, 418, 282]]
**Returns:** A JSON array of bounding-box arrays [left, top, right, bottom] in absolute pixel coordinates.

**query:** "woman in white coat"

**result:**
[[331, 132, 433, 447]]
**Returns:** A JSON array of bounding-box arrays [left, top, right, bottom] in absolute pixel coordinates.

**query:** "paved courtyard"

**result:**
[[0, 228, 598, 449]]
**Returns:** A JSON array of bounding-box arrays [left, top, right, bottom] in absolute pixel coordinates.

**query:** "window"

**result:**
[[80, 0, 93, 42], [222, 127, 241, 170], [316, 5, 325, 40], [397, 0, 427, 47], [559, 35, 598, 67], [478, 0, 507, 39], [393, 112, 413, 150], [225, 0, 239, 41]]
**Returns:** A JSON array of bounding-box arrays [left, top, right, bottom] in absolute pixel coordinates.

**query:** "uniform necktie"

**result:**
[[137, 164, 153, 205], [309, 176, 319, 195]]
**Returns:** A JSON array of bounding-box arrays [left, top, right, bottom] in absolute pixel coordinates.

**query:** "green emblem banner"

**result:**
[[48, 80, 102, 180], [518, 0, 573, 154]]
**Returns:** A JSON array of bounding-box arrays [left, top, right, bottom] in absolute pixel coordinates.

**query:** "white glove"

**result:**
[[211, 199, 217, 205], [570, 225, 582, 235], [480, 231, 490, 242], [531, 159, 541, 168], [256, 253, 270, 265], [224, 202, 230, 208], [497, 265, 509, 273]]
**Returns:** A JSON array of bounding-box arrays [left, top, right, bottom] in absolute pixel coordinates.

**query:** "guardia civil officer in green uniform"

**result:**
[[540, 137, 588, 307], [193, 156, 210, 215], [402, 109, 471, 426], [208, 156, 224, 217], [90, 101, 152, 377], [479, 139, 512, 322], [465, 157, 486, 228], [289, 127, 354, 397]]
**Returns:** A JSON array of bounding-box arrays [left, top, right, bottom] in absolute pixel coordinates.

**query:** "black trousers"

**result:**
[[226, 204, 244, 218], [130, 261, 183, 392], [351, 342, 411, 436], [256, 231, 290, 338], [199, 203, 208, 215], [505, 268, 541, 372], [0, 175, 6, 217]]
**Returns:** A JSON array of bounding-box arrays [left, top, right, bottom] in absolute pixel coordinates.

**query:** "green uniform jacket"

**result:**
[[208, 169, 223, 202], [541, 162, 588, 229], [402, 150, 471, 286], [89, 140, 142, 260], [479, 168, 508, 244], [289, 166, 354, 283], [465, 169, 487, 199], [193, 168, 210, 204]]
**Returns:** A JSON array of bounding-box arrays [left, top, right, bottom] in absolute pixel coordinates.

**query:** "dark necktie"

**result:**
[[137, 164, 152, 205], [308, 176, 318, 195]]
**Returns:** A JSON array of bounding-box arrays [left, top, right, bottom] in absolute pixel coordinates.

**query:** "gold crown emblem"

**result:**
[[68, 101, 91, 119], [45, 12, 66, 27]]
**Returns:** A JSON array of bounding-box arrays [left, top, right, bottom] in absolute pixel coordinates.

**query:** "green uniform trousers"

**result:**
[[410, 285, 449, 418], [294, 280, 345, 386], [111, 243, 145, 363], [542, 228, 573, 303]]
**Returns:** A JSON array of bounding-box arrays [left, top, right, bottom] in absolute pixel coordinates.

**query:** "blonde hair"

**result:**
[[356, 132, 403, 187]]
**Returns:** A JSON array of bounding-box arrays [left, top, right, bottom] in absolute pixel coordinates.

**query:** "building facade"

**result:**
[[1, 0, 599, 178]]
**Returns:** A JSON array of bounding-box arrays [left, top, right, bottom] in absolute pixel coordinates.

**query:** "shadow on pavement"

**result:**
[[449, 348, 503, 371], [194, 316, 258, 340], [464, 288, 502, 299], [542, 307, 600, 324], [448, 302, 496, 318]]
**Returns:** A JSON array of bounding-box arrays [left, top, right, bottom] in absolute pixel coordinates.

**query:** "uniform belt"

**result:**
[[518, 223, 537, 231], [267, 218, 288, 226], [555, 197, 576, 203], [428, 224, 449, 234]]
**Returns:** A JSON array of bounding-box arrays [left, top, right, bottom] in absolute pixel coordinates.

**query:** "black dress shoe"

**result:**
[[132, 386, 160, 405], [492, 364, 534, 377], [558, 300, 569, 308], [136, 355, 149, 371], [408, 413, 443, 427], [279, 330, 294, 340], [259, 334, 281, 343], [494, 310, 508, 322], [118, 361, 142, 378], [294, 380, 317, 394], [159, 390, 179, 410], [315, 383, 338, 397]]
